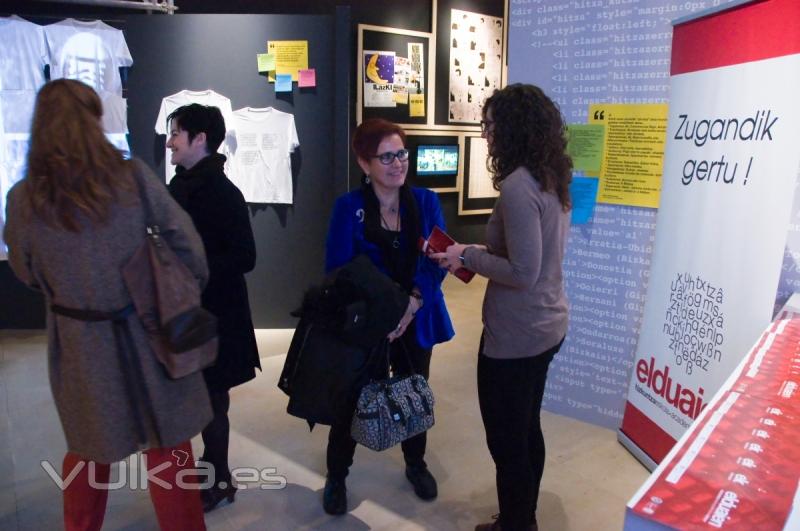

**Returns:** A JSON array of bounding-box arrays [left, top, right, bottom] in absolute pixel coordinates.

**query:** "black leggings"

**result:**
[[478, 336, 563, 531], [201, 390, 231, 486], [326, 329, 432, 480]]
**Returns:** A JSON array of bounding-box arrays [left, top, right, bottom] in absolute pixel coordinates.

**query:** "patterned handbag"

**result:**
[[350, 343, 435, 451]]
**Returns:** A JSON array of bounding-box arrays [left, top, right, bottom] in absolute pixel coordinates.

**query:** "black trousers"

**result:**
[[478, 336, 563, 531], [201, 390, 232, 486], [326, 327, 432, 480]]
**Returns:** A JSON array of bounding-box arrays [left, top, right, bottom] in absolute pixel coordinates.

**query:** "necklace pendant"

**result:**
[[392, 238, 400, 249]]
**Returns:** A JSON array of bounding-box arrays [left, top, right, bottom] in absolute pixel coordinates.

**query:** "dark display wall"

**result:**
[[1, 12, 347, 329], [124, 13, 346, 328], [1, 1, 493, 329]]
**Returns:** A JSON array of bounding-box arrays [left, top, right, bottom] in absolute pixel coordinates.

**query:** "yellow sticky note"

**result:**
[[588, 103, 668, 209], [267, 40, 309, 82], [257, 53, 276, 73], [394, 90, 409, 105], [409, 94, 425, 117]]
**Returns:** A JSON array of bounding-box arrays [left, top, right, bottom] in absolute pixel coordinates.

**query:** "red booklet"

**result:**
[[418, 226, 476, 283]]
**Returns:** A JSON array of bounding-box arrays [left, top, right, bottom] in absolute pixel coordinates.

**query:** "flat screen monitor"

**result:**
[[416, 144, 459, 176]]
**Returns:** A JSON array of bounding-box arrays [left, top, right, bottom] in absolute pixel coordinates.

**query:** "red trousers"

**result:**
[[62, 441, 206, 531]]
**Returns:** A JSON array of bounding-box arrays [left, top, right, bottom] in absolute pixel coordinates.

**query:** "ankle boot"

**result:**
[[322, 477, 347, 515]]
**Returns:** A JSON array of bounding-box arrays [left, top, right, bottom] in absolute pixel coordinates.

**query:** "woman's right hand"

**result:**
[[387, 296, 422, 342]]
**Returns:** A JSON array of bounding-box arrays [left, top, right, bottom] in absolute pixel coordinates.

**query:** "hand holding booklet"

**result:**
[[418, 226, 475, 283]]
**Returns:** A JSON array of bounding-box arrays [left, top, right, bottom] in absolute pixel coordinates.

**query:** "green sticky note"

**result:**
[[257, 53, 276, 73], [566, 124, 606, 175], [275, 73, 292, 92]]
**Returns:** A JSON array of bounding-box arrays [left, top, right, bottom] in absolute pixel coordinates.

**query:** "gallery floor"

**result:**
[[0, 276, 649, 530]]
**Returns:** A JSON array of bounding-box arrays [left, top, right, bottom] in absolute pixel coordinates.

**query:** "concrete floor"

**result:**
[[0, 275, 649, 530]]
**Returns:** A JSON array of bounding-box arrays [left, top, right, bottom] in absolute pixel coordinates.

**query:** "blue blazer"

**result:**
[[325, 187, 455, 349]]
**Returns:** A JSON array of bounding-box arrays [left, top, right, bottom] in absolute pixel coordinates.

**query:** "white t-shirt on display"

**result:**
[[155, 89, 235, 182], [0, 91, 35, 258], [228, 107, 299, 204], [44, 18, 132, 96], [0, 15, 48, 90], [101, 92, 127, 134]]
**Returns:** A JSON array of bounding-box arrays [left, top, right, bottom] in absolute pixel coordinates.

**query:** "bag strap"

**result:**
[[395, 337, 418, 376]]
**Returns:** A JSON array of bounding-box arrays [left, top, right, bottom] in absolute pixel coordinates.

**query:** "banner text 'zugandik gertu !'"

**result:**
[[674, 110, 777, 186]]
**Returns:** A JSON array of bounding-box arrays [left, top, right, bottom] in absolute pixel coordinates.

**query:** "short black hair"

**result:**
[[167, 103, 226, 154]]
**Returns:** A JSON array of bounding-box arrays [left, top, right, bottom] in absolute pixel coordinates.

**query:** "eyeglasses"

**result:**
[[480, 119, 495, 132], [373, 149, 410, 165]]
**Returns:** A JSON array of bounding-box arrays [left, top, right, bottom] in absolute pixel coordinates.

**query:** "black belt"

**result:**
[[50, 303, 158, 446]]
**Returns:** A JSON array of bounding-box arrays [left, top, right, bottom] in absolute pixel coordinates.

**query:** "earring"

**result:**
[[365, 175, 371, 184]]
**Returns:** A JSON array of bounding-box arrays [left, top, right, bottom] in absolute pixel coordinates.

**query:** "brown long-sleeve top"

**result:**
[[463, 166, 570, 359]]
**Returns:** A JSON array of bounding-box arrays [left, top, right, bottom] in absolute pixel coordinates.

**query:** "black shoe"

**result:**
[[323, 477, 347, 515], [405, 464, 438, 500], [201, 482, 237, 513]]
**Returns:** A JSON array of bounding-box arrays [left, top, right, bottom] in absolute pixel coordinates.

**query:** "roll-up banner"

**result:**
[[620, 0, 800, 467]]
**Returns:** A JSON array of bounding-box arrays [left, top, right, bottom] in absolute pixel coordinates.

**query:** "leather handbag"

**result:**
[[350, 342, 435, 451], [121, 162, 218, 379]]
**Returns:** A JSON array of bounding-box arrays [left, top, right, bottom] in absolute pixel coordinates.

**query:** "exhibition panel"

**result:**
[[626, 307, 800, 530], [621, 0, 800, 465]]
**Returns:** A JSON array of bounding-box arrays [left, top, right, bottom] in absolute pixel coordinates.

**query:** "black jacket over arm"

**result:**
[[168, 154, 260, 392]]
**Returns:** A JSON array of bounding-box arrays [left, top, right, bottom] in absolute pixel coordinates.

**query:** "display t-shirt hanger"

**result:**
[[0, 14, 48, 260], [155, 89, 235, 182], [44, 18, 132, 96], [0, 15, 48, 90], [228, 106, 299, 204]]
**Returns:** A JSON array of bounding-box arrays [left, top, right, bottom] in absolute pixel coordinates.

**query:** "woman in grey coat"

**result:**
[[4, 79, 211, 531]]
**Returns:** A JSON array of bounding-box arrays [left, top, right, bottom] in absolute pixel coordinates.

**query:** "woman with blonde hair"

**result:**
[[4, 79, 212, 531]]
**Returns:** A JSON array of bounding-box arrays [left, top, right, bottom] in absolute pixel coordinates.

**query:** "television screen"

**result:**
[[416, 144, 459, 176]]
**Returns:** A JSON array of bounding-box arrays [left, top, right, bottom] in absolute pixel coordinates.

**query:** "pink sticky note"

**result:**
[[298, 68, 316, 88]]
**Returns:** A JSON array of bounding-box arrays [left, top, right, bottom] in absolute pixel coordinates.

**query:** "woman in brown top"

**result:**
[[433, 84, 572, 531]]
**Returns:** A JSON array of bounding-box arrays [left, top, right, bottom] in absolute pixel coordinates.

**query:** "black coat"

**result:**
[[169, 154, 260, 392], [279, 255, 408, 425]]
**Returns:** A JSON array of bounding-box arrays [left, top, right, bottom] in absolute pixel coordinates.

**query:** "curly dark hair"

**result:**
[[483, 84, 572, 211]]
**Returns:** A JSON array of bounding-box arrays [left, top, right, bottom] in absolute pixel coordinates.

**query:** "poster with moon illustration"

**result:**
[[363, 50, 396, 107]]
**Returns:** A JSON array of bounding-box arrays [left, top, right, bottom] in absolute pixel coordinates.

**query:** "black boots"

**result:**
[[405, 464, 438, 500], [323, 466, 437, 516], [323, 477, 347, 515], [201, 482, 237, 513]]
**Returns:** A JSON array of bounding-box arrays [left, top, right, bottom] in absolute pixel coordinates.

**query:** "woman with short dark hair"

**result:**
[[322, 118, 454, 515], [4, 79, 211, 530], [433, 84, 572, 531]]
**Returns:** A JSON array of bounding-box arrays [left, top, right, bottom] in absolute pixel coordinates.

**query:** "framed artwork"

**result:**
[[458, 133, 497, 215], [357, 24, 434, 127], [433, 0, 508, 128], [404, 130, 462, 193]]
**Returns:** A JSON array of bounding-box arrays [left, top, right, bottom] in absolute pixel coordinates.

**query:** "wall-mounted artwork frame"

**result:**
[[433, 0, 508, 129], [458, 132, 497, 215], [404, 129, 462, 193], [357, 24, 435, 127]]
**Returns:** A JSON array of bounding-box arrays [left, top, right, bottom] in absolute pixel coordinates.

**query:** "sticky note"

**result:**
[[298, 68, 316, 88], [275, 73, 292, 92], [409, 94, 424, 117], [257, 53, 276, 73], [569, 176, 599, 225]]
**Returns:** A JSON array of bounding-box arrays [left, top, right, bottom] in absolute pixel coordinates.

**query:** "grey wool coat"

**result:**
[[3, 159, 213, 464]]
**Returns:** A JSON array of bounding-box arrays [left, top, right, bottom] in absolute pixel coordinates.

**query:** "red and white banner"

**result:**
[[620, 0, 800, 465], [626, 311, 800, 530]]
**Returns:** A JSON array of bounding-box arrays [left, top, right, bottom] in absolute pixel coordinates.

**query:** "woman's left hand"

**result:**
[[388, 295, 422, 342], [431, 243, 469, 273]]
